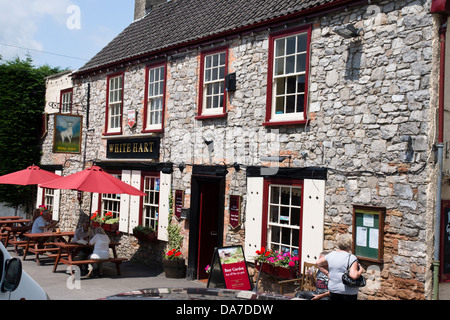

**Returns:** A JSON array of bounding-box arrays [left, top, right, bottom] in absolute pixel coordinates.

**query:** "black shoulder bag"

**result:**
[[342, 254, 366, 287]]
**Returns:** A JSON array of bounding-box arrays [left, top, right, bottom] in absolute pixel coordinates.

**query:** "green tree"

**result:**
[[0, 56, 62, 211]]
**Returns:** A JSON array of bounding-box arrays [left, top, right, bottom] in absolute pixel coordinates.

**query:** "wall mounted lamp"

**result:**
[[260, 156, 288, 162], [333, 23, 364, 38]]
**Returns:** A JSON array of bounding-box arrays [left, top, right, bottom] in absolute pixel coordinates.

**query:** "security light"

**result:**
[[333, 24, 364, 38]]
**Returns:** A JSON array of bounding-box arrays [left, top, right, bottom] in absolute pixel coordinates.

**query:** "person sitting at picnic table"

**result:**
[[295, 252, 330, 300], [73, 221, 94, 244], [31, 210, 58, 233], [73, 221, 94, 276], [87, 227, 111, 277]]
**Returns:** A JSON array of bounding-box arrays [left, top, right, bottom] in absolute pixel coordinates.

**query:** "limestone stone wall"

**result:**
[[40, 0, 439, 299]]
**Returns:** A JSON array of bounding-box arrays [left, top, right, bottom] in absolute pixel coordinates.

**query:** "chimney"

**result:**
[[134, 0, 167, 20]]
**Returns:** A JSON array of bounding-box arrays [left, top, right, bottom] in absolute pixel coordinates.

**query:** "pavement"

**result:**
[[13, 248, 206, 300], [10, 244, 450, 301]]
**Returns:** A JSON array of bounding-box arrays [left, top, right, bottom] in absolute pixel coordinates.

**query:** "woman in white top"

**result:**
[[87, 227, 110, 277]]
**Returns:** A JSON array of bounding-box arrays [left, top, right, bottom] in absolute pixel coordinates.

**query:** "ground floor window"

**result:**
[[265, 181, 303, 256], [44, 188, 54, 212], [101, 173, 121, 219], [142, 175, 159, 230], [101, 193, 121, 219]]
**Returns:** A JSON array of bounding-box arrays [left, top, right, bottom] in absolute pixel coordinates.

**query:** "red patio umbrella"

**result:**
[[0, 165, 61, 185], [39, 165, 145, 196]]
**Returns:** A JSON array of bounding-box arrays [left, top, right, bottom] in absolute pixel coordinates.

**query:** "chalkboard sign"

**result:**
[[207, 246, 253, 291], [352, 206, 385, 263]]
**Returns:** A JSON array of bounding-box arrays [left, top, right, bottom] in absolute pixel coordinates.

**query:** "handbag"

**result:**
[[342, 254, 366, 287]]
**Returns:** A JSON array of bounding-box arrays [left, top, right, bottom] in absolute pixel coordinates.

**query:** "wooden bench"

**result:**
[[58, 257, 128, 276], [9, 240, 31, 255]]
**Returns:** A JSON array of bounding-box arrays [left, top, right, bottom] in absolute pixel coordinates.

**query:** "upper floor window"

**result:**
[[60, 88, 73, 113], [106, 73, 123, 134], [144, 63, 166, 132], [197, 47, 228, 119], [265, 26, 311, 126]]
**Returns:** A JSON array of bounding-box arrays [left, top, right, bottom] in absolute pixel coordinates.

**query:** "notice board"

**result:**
[[353, 206, 385, 263], [207, 246, 253, 291]]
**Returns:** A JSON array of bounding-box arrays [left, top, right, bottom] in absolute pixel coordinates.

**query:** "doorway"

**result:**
[[188, 174, 224, 280]]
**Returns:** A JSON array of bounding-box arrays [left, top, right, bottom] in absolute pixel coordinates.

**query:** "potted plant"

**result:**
[[254, 247, 299, 279], [133, 225, 157, 242], [90, 211, 119, 232], [162, 192, 186, 278], [90, 210, 102, 228], [103, 216, 119, 232]]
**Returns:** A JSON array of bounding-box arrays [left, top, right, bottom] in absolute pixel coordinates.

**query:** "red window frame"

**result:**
[[261, 178, 304, 258], [196, 46, 229, 120], [59, 88, 73, 113], [143, 61, 167, 133], [264, 25, 312, 126], [104, 72, 124, 136]]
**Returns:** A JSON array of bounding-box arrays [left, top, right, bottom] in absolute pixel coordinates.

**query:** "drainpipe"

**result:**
[[433, 17, 447, 301]]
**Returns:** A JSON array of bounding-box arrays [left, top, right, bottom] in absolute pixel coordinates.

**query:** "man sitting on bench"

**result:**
[[87, 227, 110, 277], [31, 210, 58, 233]]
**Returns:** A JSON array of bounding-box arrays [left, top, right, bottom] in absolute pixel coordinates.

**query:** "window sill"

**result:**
[[142, 128, 163, 134], [195, 113, 227, 120], [103, 131, 123, 137], [263, 119, 307, 126]]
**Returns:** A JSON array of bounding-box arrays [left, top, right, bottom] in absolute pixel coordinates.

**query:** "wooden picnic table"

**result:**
[[0, 216, 24, 220], [0, 218, 31, 248], [0, 218, 30, 227], [22, 231, 75, 265], [1, 225, 31, 250], [52, 241, 127, 276]]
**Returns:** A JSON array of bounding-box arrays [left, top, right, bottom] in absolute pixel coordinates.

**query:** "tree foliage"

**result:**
[[0, 56, 62, 210]]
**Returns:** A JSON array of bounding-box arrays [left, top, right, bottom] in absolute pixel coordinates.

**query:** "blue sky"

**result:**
[[0, 0, 135, 70]]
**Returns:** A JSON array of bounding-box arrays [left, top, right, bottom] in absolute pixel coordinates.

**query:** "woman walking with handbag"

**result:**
[[316, 233, 365, 300]]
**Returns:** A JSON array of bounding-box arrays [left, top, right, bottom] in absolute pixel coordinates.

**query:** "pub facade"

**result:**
[[39, 0, 450, 299]]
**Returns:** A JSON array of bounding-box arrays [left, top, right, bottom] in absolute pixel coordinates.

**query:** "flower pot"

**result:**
[[256, 262, 298, 279], [133, 230, 157, 242], [163, 259, 186, 278], [277, 266, 298, 279], [103, 223, 119, 233], [91, 221, 101, 229]]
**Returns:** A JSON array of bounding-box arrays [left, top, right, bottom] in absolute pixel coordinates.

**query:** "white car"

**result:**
[[0, 242, 48, 300]]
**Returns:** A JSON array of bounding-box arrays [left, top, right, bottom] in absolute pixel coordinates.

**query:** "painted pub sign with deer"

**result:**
[[53, 114, 82, 154]]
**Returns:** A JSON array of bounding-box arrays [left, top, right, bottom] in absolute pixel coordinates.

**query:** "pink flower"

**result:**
[[289, 261, 295, 267]]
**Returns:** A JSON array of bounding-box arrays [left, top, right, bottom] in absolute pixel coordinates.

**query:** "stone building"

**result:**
[[39, 0, 450, 299]]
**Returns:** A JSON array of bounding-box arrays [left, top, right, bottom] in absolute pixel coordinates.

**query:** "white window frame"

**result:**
[[60, 90, 72, 114], [107, 74, 123, 133], [44, 188, 55, 212], [202, 51, 226, 115], [271, 31, 308, 122], [267, 184, 302, 256], [142, 176, 160, 230], [146, 65, 165, 131], [101, 173, 121, 219]]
